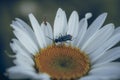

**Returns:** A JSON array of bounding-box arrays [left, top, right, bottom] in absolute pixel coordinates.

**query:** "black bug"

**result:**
[[54, 34, 72, 43]]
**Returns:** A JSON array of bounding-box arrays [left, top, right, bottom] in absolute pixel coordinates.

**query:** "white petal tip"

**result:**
[[85, 13, 92, 19], [72, 11, 78, 15], [101, 12, 108, 18], [109, 23, 114, 26], [58, 8, 63, 11], [57, 8, 63, 14], [104, 23, 115, 29], [10, 24, 14, 28], [70, 11, 79, 18], [103, 12, 108, 15], [28, 13, 34, 18], [15, 18, 19, 20], [12, 20, 15, 22]]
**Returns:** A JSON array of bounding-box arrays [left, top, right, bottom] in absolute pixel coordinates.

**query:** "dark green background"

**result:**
[[1, 0, 120, 80]]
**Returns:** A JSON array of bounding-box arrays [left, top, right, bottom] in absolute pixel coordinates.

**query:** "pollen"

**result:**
[[34, 45, 90, 80]]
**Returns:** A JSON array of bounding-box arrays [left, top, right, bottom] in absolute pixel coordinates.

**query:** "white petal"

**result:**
[[113, 26, 120, 35], [53, 8, 67, 38], [72, 13, 92, 47], [13, 60, 34, 71], [80, 75, 118, 80], [29, 13, 47, 48], [6, 66, 51, 80], [14, 53, 34, 66], [81, 23, 114, 53], [89, 63, 120, 79], [80, 13, 107, 47], [6, 66, 36, 79], [93, 47, 120, 67], [67, 11, 79, 38], [41, 22, 53, 45], [80, 75, 103, 80], [32, 73, 50, 80], [13, 30, 38, 54], [11, 41, 34, 66], [10, 40, 34, 67], [11, 20, 38, 49], [6, 66, 50, 79], [15, 18, 33, 32], [15, 18, 38, 45], [90, 33, 120, 63], [11, 21, 39, 53], [10, 39, 33, 56]]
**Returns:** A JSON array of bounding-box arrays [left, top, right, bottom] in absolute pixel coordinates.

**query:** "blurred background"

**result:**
[[0, 0, 120, 79]]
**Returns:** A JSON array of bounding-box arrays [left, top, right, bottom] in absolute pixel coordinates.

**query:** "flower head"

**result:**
[[6, 8, 120, 80]]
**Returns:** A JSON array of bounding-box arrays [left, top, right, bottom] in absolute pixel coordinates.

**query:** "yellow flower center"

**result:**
[[34, 44, 90, 80]]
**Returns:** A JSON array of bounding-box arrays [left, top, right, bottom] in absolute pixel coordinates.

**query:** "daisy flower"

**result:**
[[6, 8, 120, 80]]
